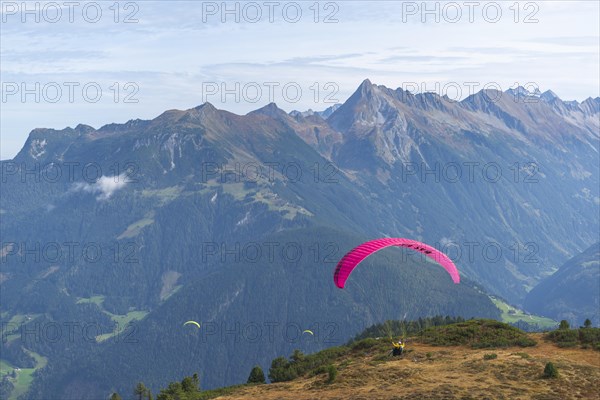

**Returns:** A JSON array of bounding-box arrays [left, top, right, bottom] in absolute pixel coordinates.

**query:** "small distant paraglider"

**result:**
[[302, 329, 314, 336], [183, 320, 201, 329], [333, 238, 460, 288]]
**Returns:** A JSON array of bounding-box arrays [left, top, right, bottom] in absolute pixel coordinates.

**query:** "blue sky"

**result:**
[[1, 0, 599, 159]]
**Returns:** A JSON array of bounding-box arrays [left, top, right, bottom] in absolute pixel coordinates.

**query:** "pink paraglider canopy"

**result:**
[[333, 238, 460, 288]]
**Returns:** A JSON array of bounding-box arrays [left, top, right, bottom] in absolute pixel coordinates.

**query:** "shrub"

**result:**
[[312, 365, 328, 376], [515, 336, 537, 347], [351, 338, 379, 351], [578, 327, 600, 345], [483, 353, 497, 360], [543, 362, 558, 378], [268, 346, 347, 383], [545, 326, 600, 349], [326, 365, 337, 384], [291, 349, 305, 363], [268, 357, 297, 382], [419, 319, 536, 348]]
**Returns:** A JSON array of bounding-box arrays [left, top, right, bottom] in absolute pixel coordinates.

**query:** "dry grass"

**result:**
[[213, 334, 600, 400]]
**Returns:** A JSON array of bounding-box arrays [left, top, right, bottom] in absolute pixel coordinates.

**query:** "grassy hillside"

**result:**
[[490, 297, 557, 330], [123, 320, 600, 400], [0, 350, 47, 400], [208, 335, 599, 400]]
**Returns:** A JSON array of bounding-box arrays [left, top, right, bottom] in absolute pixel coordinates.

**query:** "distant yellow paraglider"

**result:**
[[302, 329, 314, 336], [183, 321, 201, 329]]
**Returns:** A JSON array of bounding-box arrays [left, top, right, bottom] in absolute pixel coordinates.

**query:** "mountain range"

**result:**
[[0, 79, 598, 399], [525, 242, 600, 326]]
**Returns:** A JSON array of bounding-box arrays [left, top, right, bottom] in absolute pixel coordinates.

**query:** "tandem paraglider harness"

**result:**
[[390, 340, 405, 357]]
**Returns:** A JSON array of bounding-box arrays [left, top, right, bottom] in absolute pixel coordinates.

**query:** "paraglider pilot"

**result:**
[[392, 339, 405, 356]]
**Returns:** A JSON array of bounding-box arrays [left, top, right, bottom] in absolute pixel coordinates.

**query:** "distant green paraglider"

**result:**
[[302, 329, 314, 336], [183, 321, 201, 329]]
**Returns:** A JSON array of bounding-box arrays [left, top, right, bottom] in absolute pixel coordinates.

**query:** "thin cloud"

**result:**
[[71, 173, 130, 201]]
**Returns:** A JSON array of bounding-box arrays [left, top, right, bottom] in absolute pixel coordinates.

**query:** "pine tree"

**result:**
[[583, 319, 592, 328], [134, 383, 148, 400], [247, 365, 266, 384], [109, 393, 122, 400], [559, 320, 570, 330], [291, 349, 304, 363], [181, 373, 200, 393], [269, 356, 297, 382], [543, 362, 559, 378]]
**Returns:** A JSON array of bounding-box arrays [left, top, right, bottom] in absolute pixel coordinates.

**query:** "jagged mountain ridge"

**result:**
[[3, 79, 598, 302], [323, 80, 598, 300]]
